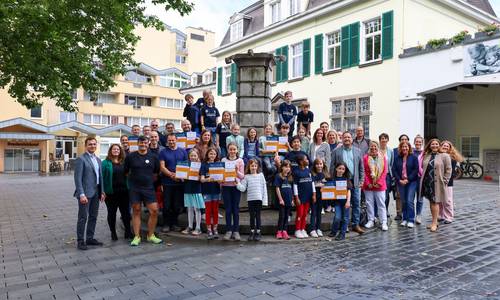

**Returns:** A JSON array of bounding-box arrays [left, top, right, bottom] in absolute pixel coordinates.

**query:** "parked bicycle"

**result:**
[[49, 160, 62, 173], [454, 158, 483, 179]]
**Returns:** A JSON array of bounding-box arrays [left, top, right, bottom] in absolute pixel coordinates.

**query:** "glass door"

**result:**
[[3, 148, 41, 172]]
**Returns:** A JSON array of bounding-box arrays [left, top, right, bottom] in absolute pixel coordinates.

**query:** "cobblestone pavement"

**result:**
[[1, 174, 500, 300]]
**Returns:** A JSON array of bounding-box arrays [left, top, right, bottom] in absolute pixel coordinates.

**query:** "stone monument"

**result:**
[[225, 50, 277, 135]]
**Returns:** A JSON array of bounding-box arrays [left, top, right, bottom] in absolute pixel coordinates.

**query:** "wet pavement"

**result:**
[[0, 174, 499, 299]]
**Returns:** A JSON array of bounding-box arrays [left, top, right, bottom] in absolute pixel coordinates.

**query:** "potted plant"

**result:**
[[450, 30, 471, 45], [426, 38, 448, 50], [476, 23, 500, 38]]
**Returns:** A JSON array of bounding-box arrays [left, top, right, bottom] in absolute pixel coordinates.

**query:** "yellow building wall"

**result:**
[[133, 25, 176, 70], [455, 85, 500, 164], [185, 27, 216, 74]]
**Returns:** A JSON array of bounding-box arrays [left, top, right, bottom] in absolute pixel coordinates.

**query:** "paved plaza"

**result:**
[[1, 175, 500, 299]]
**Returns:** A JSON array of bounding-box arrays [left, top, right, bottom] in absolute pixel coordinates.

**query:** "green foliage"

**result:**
[[426, 38, 447, 49], [451, 30, 469, 45], [0, 0, 193, 111], [479, 23, 500, 35]]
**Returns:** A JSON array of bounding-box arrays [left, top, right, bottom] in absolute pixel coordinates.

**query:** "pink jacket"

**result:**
[[220, 157, 245, 187], [362, 155, 388, 191]]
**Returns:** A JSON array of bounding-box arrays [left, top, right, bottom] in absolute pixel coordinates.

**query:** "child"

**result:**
[[293, 155, 315, 239], [274, 160, 293, 240], [297, 101, 314, 137], [182, 149, 205, 236], [259, 124, 277, 178], [225, 123, 245, 159], [298, 127, 310, 154], [221, 143, 245, 241], [329, 162, 352, 241], [183, 94, 201, 134], [310, 159, 329, 238], [278, 91, 297, 139], [243, 127, 260, 164], [216, 111, 232, 158], [237, 159, 268, 241], [200, 94, 220, 144], [200, 147, 221, 240], [285, 136, 310, 170]]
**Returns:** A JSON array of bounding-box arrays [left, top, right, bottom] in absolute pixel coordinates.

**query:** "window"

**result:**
[[461, 136, 480, 160], [71, 90, 78, 100], [159, 97, 183, 109], [290, 42, 303, 78], [83, 114, 91, 124], [159, 72, 189, 88], [230, 20, 244, 42], [330, 96, 371, 136], [271, 1, 281, 24], [176, 35, 186, 51], [223, 65, 231, 94], [289, 0, 300, 15], [125, 95, 152, 107], [325, 31, 341, 70], [176, 55, 186, 64], [191, 33, 205, 41], [124, 70, 152, 84], [84, 92, 114, 103], [363, 17, 382, 62], [30, 105, 42, 119], [204, 73, 212, 84], [59, 112, 76, 123], [83, 114, 112, 125]]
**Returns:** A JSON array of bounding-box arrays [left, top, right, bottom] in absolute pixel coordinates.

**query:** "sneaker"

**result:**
[[192, 229, 202, 236], [248, 231, 255, 241], [207, 230, 214, 240], [295, 230, 303, 239], [147, 234, 163, 244], [130, 236, 141, 246], [394, 215, 402, 221], [407, 222, 415, 228], [415, 215, 422, 225], [213, 230, 219, 239], [233, 232, 241, 241], [325, 206, 332, 213], [316, 229, 324, 237], [282, 231, 290, 240], [321, 208, 325, 215], [223, 231, 232, 240], [301, 230, 309, 238], [335, 233, 346, 241], [276, 231, 283, 239], [161, 225, 170, 233], [364, 220, 374, 229], [254, 231, 261, 241], [181, 228, 191, 235], [443, 220, 453, 224], [382, 223, 389, 231], [310, 230, 319, 238], [400, 221, 408, 227]]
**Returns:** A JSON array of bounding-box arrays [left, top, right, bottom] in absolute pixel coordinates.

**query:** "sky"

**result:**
[[145, 0, 500, 45]]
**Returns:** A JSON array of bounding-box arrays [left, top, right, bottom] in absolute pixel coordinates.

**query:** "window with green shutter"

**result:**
[[217, 67, 222, 96], [302, 38, 311, 77], [281, 45, 288, 81], [382, 11, 394, 60], [275, 47, 282, 82], [230, 63, 237, 92], [314, 34, 323, 74], [341, 25, 351, 68], [349, 22, 360, 67]]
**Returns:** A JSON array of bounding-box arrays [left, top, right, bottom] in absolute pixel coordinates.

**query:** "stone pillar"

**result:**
[[226, 52, 275, 136]]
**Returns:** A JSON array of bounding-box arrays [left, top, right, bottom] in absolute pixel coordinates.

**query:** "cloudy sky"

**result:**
[[145, 0, 500, 45]]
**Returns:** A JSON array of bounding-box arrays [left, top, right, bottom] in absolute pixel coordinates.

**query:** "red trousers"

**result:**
[[205, 201, 219, 227], [295, 202, 310, 231]]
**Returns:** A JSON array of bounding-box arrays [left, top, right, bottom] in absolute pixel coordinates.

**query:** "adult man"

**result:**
[[149, 131, 165, 157], [130, 125, 141, 137], [142, 125, 152, 138], [278, 91, 297, 139], [73, 137, 105, 250], [159, 122, 175, 147], [120, 135, 130, 155], [129, 125, 141, 152], [181, 119, 192, 132], [353, 126, 370, 155], [150, 119, 164, 146], [159, 134, 188, 232], [195, 89, 212, 108], [124, 136, 162, 246], [331, 131, 365, 234]]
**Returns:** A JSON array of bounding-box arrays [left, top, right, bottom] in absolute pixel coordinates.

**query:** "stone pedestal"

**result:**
[[227, 52, 275, 135]]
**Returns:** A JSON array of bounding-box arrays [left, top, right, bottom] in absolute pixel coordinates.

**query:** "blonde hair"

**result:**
[[440, 140, 464, 162]]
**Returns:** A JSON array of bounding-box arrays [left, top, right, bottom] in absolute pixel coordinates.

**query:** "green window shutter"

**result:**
[[230, 63, 237, 92], [341, 25, 350, 68], [349, 22, 360, 67], [302, 38, 311, 77], [382, 11, 394, 60], [314, 34, 323, 74], [275, 48, 282, 82], [217, 67, 222, 96], [281, 46, 289, 81]]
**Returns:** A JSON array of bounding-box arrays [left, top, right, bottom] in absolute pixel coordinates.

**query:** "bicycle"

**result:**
[[49, 161, 62, 173], [455, 158, 483, 179]]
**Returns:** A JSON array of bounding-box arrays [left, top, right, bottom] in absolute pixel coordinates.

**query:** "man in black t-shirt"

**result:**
[[124, 136, 162, 246]]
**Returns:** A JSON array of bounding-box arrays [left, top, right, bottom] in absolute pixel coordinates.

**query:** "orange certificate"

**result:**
[[278, 136, 288, 153], [188, 162, 201, 181], [321, 182, 336, 200], [176, 133, 187, 149], [175, 161, 189, 180], [208, 162, 225, 182], [224, 161, 237, 182], [186, 131, 197, 149], [335, 180, 348, 200]]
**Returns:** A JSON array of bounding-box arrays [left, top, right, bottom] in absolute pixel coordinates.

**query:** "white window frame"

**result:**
[[361, 16, 382, 63], [271, 1, 281, 24], [330, 95, 372, 136], [159, 97, 183, 109], [460, 136, 480, 161], [59, 111, 76, 123], [203, 73, 212, 84], [289, 0, 300, 16], [175, 55, 186, 64], [176, 36, 186, 51], [159, 73, 188, 88], [324, 30, 341, 71], [30, 105, 43, 119], [223, 65, 231, 94], [289, 42, 303, 79], [230, 20, 244, 42]]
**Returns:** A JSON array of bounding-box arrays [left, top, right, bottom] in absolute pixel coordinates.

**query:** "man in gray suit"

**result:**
[[74, 137, 106, 250], [331, 131, 365, 234]]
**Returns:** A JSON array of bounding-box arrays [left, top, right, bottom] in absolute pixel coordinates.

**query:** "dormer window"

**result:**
[[230, 20, 244, 42], [289, 0, 300, 16], [271, 1, 281, 24]]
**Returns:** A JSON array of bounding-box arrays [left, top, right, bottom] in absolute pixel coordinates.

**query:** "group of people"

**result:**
[[73, 90, 462, 250]]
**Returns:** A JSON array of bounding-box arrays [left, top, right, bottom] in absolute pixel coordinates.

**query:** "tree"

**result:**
[[0, 0, 193, 111]]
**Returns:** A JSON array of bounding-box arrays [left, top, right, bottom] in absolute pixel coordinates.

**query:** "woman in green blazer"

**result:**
[[102, 144, 132, 240]]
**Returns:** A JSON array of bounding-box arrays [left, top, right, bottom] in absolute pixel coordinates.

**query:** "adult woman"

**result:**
[[392, 141, 419, 228], [308, 128, 331, 169], [420, 139, 452, 232], [102, 144, 133, 240], [194, 129, 219, 161], [327, 130, 339, 153], [414, 135, 425, 224], [439, 140, 463, 224], [378, 133, 393, 219], [362, 141, 388, 231]]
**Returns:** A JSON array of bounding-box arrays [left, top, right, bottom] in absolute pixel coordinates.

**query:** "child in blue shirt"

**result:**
[[293, 155, 315, 239], [310, 158, 329, 238], [200, 147, 221, 240], [274, 160, 293, 240], [181, 149, 205, 236], [243, 127, 260, 164], [183, 94, 201, 134], [329, 162, 352, 241], [278, 91, 297, 139], [200, 95, 219, 144]]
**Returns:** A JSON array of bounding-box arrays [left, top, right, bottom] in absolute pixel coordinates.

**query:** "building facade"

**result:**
[[211, 0, 497, 145], [0, 25, 215, 173]]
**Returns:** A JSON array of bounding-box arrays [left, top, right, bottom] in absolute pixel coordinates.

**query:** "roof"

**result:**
[[218, 0, 497, 48], [131, 63, 190, 79]]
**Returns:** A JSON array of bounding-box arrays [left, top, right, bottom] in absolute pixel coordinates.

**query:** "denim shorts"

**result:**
[[203, 194, 220, 202], [129, 188, 156, 205]]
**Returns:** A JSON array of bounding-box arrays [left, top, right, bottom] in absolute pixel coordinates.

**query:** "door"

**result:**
[[3, 148, 41, 172]]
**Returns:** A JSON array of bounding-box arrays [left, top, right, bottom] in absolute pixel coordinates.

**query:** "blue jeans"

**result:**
[[416, 178, 423, 215], [222, 186, 241, 232], [309, 189, 322, 231], [398, 181, 417, 223], [350, 187, 361, 226], [331, 200, 350, 234]]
